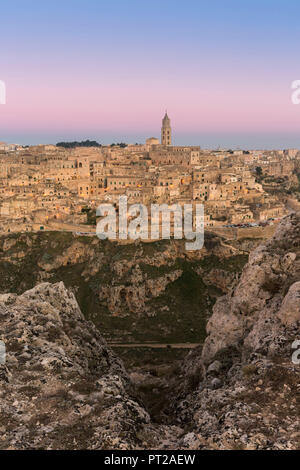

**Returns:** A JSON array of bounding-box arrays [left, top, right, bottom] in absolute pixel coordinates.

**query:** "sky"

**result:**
[[1, 0, 300, 148]]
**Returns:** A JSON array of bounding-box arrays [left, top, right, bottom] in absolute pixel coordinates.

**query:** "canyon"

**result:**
[[0, 214, 299, 449]]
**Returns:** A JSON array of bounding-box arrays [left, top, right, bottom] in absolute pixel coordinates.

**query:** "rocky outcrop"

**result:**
[[99, 269, 182, 315], [2, 216, 299, 450], [202, 213, 300, 361], [176, 213, 300, 450], [0, 282, 155, 449], [196, 268, 237, 294]]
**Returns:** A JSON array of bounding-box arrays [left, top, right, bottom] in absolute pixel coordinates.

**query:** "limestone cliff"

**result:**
[[176, 213, 300, 450], [0, 282, 156, 449], [203, 212, 300, 361], [1, 216, 299, 450], [0, 232, 248, 344]]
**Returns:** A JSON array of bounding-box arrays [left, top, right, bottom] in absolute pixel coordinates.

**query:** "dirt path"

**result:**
[[109, 343, 201, 349]]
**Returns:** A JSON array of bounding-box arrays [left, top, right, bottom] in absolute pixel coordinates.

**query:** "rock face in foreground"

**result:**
[[203, 213, 300, 361], [177, 213, 300, 450], [1, 215, 300, 450], [0, 282, 152, 450]]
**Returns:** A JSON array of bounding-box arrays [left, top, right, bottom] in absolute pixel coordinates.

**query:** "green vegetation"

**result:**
[[198, 253, 249, 272], [0, 232, 248, 345], [113, 346, 187, 369], [56, 140, 101, 148], [81, 207, 97, 225], [110, 142, 127, 148]]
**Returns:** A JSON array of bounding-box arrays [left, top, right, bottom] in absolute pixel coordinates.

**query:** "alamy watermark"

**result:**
[[292, 339, 300, 365], [0, 341, 6, 364], [291, 80, 300, 105], [0, 80, 6, 104], [96, 196, 204, 251]]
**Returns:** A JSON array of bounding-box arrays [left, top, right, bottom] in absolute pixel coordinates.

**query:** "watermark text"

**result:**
[[96, 196, 204, 251], [0, 80, 6, 104], [0, 340, 6, 364]]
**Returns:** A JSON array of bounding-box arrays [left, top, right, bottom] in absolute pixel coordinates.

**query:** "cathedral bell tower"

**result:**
[[161, 111, 172, 146]]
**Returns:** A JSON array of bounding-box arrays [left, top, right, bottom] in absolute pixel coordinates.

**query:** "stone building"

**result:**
[[146, 137, 160, 148], [161, 112, 172, 145]]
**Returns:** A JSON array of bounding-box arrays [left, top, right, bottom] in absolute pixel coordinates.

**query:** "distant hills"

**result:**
[[56, 140, 128, 148], [56, 140, 101, 148]]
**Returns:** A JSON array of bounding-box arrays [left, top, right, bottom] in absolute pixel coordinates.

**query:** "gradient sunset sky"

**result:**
[[1, 0, 300, 148]]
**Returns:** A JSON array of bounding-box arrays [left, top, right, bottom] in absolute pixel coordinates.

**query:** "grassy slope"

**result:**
[[0, 232, 248, 344]]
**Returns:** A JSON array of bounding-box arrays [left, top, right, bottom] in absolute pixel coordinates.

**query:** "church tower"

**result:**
[[161, 111, 172, 146]]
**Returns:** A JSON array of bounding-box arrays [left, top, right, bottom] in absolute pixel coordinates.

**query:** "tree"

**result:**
[[56, 140, 101, 148], [256, 166, 263, 176]]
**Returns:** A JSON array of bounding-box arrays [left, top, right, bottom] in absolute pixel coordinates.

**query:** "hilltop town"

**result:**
[[0, 113, 299, 235]]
